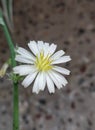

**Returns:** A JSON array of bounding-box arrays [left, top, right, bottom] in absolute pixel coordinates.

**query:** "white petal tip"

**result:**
[[29, 40, 36, 44], [64, 82, 68, 86], [39, 88, 44, 91], [68, 56, 72, 61], [32, 90, 39, 94], [23, 85, 28, 88], [67, 70, 71, 75], [49, 91, 55, 94], [22, 82, 28, 88], [69, 71, 71, 74], [48, 89, 55, 93]]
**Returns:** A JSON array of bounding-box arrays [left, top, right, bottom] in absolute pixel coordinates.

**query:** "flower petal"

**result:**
[[51, 70, 68, 86], [53, 66, 70, 75], [37, 41, 44, 51], [38, 72, 46, 91], [51, 50, 65, 60], [48, 43, 57, 56], [16, 47, 35, 61], [13, 65, 36, 76], [15, 55, 34, 64], [52, 56, 71, 64], [22, 71, 38, 88], [46, 74, 55, 93], [48, 71, 63, 89], [32, 73, 41, 94], [43, 42, 49, 57], [28, 41, 39, 55]]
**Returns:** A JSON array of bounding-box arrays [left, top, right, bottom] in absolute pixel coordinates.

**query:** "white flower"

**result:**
[[13, 41, 71, 94]]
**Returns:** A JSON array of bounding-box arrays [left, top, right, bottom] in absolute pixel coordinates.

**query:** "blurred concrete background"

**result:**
[[0, 0, 95, 130]]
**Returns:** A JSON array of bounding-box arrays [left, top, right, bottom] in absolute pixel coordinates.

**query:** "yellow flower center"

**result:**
[[35, 52, 53, 71]]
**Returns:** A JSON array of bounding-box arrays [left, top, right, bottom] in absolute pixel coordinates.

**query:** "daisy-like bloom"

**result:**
[[13, 41, 71, 94]]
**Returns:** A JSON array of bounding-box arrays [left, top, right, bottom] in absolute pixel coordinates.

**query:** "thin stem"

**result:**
[[0, 11, 19, 130], [2, 20, 15, 66], [0, 9, 15, 67], [13, 82, 19, 130]]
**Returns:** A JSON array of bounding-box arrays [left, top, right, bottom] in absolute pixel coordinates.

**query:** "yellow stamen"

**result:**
[[35, 52, 52, 71]]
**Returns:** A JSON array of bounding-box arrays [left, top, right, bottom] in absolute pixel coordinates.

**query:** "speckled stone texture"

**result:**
[[0, 0, 95, 130]]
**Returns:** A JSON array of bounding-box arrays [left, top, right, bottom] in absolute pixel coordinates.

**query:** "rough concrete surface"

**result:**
[[0, 0, 95, 130]]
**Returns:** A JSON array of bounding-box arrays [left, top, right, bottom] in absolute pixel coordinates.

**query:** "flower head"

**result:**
[[13, 41, 71, 94]]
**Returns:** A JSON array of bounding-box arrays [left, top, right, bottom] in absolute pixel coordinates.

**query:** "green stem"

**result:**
[[3, 21, 16, 66], [0, 11, 19, 130], [13, 82, 19, 130]]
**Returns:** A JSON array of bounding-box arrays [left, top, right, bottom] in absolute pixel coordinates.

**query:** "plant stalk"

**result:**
[[0, 12, 19, 130]]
